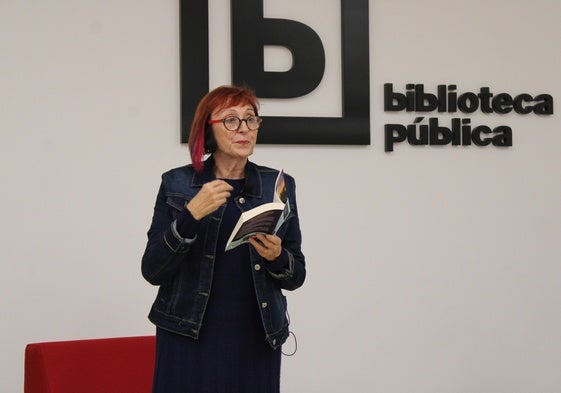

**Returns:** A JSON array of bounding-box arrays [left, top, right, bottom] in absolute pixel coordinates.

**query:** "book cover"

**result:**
[[225, 170, 290, 251]]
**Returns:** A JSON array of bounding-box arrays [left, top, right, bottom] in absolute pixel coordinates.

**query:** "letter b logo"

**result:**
[[180, 0, 370, 145]]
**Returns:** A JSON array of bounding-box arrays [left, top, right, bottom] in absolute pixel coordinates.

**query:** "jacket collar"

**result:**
[[192, 155, 263, 199]]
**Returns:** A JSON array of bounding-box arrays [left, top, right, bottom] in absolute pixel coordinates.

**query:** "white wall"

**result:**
[[1, 1, 560, 392]]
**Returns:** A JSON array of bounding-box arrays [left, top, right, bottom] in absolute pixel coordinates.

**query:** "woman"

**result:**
[[141, 85, 306, 393]]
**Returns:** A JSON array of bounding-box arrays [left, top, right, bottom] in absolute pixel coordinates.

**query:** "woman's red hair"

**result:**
[[188, 85, 260, 172]]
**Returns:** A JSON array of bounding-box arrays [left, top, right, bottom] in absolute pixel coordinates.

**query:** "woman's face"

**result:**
[[210, 104, 259, 161]]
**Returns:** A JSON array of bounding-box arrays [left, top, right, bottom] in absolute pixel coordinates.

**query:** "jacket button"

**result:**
[[261, 302, 268, 308], [239, 197, 245, 204], [272, 339, 277, 346], [254, 264, 261, 271]]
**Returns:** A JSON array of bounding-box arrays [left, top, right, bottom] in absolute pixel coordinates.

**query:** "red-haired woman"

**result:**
[[141, 85, 306, 393]]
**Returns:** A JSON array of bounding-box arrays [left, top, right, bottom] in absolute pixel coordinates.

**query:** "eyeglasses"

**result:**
[[208, 116, 262, 132]]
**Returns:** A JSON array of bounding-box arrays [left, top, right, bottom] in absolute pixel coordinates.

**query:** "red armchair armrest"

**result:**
[[24, 336, 155, 393]]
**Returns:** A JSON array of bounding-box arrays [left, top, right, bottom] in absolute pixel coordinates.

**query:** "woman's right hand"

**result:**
[[185, 180, 234, 220]]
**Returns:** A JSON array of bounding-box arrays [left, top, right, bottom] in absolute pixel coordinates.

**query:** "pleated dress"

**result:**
[[152, 179, 281, 393]]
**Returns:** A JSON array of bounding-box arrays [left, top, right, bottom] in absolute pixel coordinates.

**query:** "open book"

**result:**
[[225, 169, 291, 251]]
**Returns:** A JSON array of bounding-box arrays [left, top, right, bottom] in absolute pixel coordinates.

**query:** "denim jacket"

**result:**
[[141, 157, 306, 349]]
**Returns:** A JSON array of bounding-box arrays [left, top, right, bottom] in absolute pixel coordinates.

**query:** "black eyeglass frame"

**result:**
[[208, 116, 262, 132]]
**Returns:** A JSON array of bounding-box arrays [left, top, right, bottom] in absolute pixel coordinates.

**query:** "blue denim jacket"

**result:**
[[141, 157, 306, 349]]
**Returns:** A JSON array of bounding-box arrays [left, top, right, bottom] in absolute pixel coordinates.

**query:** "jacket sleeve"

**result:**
[[141, 181, 196, 285], [264, 175, 306, 291]]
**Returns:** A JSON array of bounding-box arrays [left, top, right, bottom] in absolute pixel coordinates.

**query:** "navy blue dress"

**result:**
[[152, 179, 281, 393]]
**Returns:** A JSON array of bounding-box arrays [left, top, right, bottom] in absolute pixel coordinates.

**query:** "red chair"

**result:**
[[24, 336, 155, 393]]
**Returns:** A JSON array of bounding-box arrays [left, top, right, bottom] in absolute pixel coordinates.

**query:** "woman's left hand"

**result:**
[[249, 234, 282, 261]]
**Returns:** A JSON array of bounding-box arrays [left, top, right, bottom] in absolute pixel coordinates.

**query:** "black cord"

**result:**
[[281, 331, 297, 356]]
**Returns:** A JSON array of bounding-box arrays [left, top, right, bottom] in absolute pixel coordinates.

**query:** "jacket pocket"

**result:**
[[269, 290, 289, 332], [166, 193, 187, 219]]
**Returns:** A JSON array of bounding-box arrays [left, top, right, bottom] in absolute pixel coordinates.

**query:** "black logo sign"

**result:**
[[180, 0, 370, 145]]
